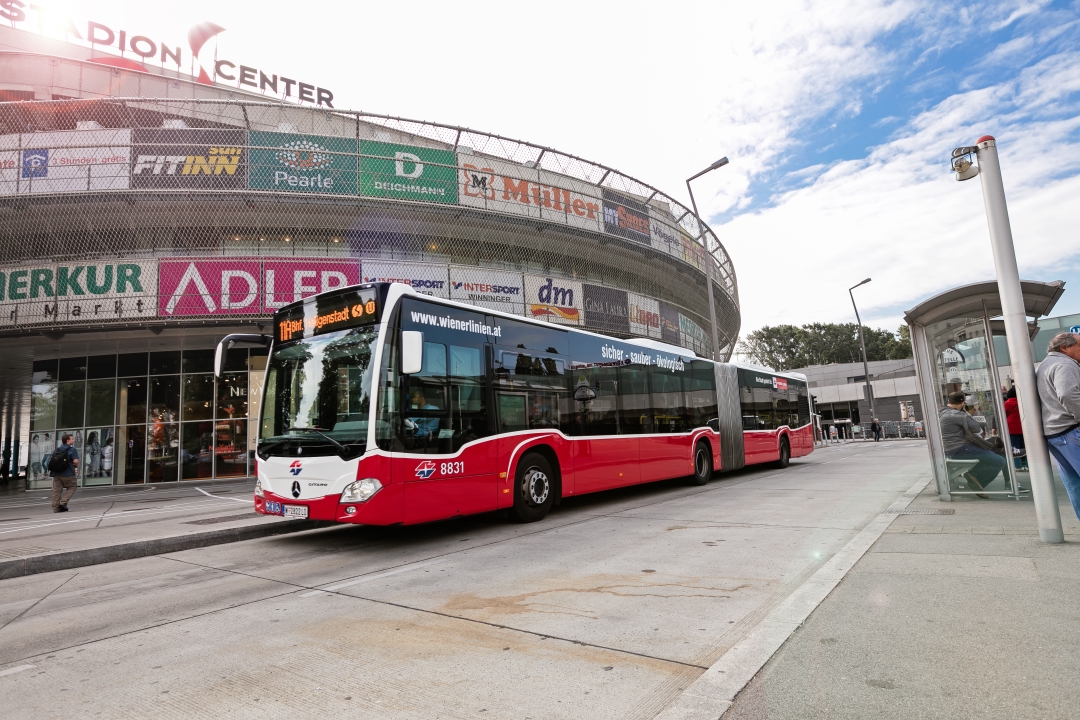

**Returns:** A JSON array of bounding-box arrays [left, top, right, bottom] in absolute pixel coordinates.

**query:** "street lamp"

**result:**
[[686, 156, 729, 361], [849, 278, 875, 434], [952, 136, 1063, 543]]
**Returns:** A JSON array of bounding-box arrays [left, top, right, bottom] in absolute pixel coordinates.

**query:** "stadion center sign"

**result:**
[[0, 258, 710, 353]]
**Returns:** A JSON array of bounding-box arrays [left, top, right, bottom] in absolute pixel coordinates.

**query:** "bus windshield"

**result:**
[[260, 327, 378, 456]]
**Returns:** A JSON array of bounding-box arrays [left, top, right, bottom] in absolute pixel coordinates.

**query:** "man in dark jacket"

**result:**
[[1035, 332, 1080, 521], [939, 391, 1005, 496], [50, 433, 79, 513]]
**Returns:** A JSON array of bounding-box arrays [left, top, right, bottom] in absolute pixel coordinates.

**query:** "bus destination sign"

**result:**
[[276, 287, 380, 342]]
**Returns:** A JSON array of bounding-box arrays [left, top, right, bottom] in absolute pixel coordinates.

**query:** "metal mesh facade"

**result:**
[[0, 96, 739, 359]]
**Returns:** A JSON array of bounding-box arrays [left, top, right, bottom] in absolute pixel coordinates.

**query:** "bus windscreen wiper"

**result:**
[[287, 427, 348, 456]]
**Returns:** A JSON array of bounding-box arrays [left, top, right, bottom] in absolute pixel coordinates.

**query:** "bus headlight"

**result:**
[[254, 479, 264, 498], [341, 478, 381, 503]]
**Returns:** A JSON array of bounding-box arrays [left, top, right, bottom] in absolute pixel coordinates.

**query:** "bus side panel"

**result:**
[[743, 430, 777, 464], [639, 435, 691, 482], [574, 437, 640, 493], [346, 452, 403, 525], [791, 424, 815, 457], [400, 439, 499, 525]]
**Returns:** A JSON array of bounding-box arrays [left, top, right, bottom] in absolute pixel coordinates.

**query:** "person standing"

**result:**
[[1003, 386, 1027, 471], [48, 433, 79, 513], [939, 391, 1005, 497], [871, 418, 882, 442], [1035, 332, 1080, 521]]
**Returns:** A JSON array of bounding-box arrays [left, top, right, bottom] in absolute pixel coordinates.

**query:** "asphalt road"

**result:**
[[0, 441, 928, 719]]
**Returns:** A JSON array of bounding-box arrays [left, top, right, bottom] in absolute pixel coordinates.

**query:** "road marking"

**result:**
[[300, 558, 447, 597], [195, 487, 252, 503], [655, 473, 933, 720], [0, 665, 35, 678], [0, 498, 251, 535]]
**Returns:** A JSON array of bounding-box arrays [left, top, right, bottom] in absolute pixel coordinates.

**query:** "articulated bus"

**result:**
[[215, 282, 814, 525]]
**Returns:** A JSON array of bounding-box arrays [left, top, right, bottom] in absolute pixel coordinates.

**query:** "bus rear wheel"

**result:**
[[510, 452, 555, 523], [688, 441, 712, 486], [774, 438, 791, 469]]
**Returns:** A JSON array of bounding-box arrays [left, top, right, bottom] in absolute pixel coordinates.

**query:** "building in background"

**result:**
[[0, 22, 739, 488], [789, 359, 922, 433]]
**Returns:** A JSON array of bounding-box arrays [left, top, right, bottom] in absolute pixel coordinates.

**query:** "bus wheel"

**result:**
[[688, 441, 712, 486], [510, 452, 555, 523], [774, 438, 791, 469]]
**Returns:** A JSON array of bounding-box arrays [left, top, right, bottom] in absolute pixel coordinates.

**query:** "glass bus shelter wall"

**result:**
[[28, 348, 266, 490]]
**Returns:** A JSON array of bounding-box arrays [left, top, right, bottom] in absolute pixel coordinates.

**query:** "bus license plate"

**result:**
[[283, 505, 308, 518]]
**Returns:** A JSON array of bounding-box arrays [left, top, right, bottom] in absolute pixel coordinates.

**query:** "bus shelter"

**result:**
[[905, 280, 1064, 501]]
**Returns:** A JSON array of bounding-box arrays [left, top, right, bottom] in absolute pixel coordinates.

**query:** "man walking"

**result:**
[[1035, 332, 1080, 521], [49, 433, 79, 513]]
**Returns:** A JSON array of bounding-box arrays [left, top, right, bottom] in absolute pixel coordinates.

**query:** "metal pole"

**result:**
[[849, 283, 876, 430], [974, 136, 1063, 542], [686, 182, 721, 361]]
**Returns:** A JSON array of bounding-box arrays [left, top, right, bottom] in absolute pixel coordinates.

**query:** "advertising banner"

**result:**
[[0, 130, 131, 195], [679, 230, 707, 273], [359, 140, 457, 204], [659, 302, 681, 345], [602, 188, 651, 245], [648, 214, 683, 258], [583, 284, 630, 335], [0, 260, 156, 327], [459, 157, 603, 231], [131, 128, 247, 190], [679, 313, 709, 355], [248, 131, 358, 195], [449, 267, 524, 316], [362, 261, 449, 298], [524, 274, 583, 326], [263, 260, 360, 310], [628, 292, 661, 339], [158, 259, 263, 316]]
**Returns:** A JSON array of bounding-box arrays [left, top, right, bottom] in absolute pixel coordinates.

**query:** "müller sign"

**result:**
[[0, 2, 335, 107]]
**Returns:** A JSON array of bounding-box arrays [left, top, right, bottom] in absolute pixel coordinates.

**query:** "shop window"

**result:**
[[117, 352, 148, 377], [214, 420, 248, 477], [217, 373, 248, 419], [86, 380, 116, 427], [181, 421, 214, 479], [83, 428, 115, 486], [183, 374, 215, 420], [117, 378, 148, 424], [148, 423, 180, 482], [59, 356, 87, 381], [87, 354, 117, 379], [28, 431, 56, 485], [149, 351, 181, 375], [57, 381, 86, 429], [31, 382, 57, 431], [32, 359, 58, 383], [115, 425, 146, 484], [183, 349, 214, 374], [150, 375, 181, 424]]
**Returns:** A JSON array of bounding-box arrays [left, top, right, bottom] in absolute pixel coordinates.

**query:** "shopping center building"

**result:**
[[0, 22, 740, 488]]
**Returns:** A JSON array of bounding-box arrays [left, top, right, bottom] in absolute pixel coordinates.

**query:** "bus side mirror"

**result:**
[[401, 331, 424, 375], [214, 334, 272, 378]]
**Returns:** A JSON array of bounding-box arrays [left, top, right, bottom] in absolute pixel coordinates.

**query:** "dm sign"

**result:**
[[359, 140, 457, 204], [131, 128, 247, 190], [248, 131, 357, 194]]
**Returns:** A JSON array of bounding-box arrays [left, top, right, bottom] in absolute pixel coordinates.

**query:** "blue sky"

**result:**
[[16, 0, 1080, 336]]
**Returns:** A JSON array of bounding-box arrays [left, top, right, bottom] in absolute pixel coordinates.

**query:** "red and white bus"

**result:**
[[215, 282, 813, 525]]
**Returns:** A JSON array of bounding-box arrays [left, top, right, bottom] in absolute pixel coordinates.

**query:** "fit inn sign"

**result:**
[[0, 2, 335, 107]]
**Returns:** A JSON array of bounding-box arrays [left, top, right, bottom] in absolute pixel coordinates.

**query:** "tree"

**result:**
[[737, 322, 912, 370]]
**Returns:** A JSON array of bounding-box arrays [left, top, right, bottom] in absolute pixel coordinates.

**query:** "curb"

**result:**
[[0, 519, 325, 580]]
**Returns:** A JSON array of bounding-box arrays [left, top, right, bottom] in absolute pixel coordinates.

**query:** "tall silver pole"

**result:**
[[849, 282, 876, 430], [686, 182, 722, 361], [974, 136, 1063, 543]]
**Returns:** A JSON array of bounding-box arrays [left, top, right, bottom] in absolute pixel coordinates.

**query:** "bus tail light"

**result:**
[[341, 478, 381, 503]]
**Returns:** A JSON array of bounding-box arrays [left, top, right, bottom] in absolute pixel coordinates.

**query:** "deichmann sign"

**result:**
[[360, 141, 457, 205], [248, 132, 357, 195], [0, 260, 156, 327], [158, 259, 359, 316], [0, 130, 131, 195], [458, 157, 603, 232], [131, 128, 246, 190]]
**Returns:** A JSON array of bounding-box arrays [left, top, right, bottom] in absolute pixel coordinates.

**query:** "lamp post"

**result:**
[[952, 135, 1063, 543], [686, 157, 729, 361], [849, 278, 875, 435]]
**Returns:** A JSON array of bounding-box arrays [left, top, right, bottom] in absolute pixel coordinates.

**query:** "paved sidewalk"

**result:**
[[725, 470, 1080, 719], [0, 479, 316, 578]]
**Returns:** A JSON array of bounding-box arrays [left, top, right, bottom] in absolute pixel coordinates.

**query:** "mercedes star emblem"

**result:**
[[291, 480, 301, 498]]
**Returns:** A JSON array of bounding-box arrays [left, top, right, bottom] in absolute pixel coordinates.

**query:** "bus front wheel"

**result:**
[[774, 438, 791, 469], [688, 441, 712, 486], [510, 452, 555, 523]]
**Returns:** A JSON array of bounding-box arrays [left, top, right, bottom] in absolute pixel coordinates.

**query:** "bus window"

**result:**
[[751, 387, 774, 430], [797, 385, 811, 426], [618, 366, 651, 434], [774, 390, 790, 428], [495, 350, 566, 433], [650, 366, 686, 433], [572, 365, 619, 436], [687, 361, 718, 429]]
